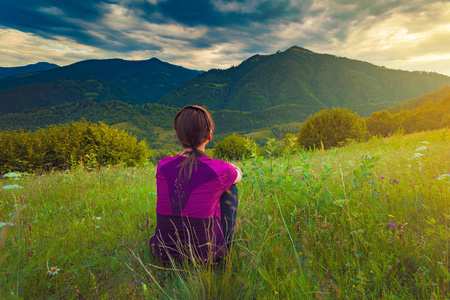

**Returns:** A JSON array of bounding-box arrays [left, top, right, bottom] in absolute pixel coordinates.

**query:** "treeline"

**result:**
[[0, 101, 319, 148], [366, 88, 450, 136], [0, 120, 150, 174]]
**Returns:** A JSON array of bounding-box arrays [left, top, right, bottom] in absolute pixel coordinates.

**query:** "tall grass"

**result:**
[[0, 129, 449, 299]]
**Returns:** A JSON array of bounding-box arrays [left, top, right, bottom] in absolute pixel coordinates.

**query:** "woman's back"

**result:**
[[150, 155, 238, 263]]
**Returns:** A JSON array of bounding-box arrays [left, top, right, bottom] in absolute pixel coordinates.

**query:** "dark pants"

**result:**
[[220, 184, 239, 249]]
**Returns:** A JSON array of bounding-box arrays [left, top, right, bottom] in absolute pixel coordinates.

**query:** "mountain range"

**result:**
[[0, 58, 202, 114]]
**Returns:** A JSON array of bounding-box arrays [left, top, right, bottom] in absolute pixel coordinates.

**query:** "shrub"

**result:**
[[297, 107, 367, 150], [213, 134, 253, 160], [0, 120, 151, 173]]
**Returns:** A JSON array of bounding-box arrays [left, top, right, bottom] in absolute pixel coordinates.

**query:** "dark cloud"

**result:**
[[0, 0, 306, 54]]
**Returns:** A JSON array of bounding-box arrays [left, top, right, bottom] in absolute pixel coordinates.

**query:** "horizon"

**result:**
[[2, 46, 450, 78], [0, 1, 449, 76]]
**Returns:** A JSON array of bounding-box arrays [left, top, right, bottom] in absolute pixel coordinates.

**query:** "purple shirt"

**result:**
[[150, 155, 237, 262]]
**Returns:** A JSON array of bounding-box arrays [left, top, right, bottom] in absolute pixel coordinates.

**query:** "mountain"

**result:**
[[0, 78, 139, 114], [159, 46, 450, 116], [0, 58, 202, 110], [0, 62, 59, 79]]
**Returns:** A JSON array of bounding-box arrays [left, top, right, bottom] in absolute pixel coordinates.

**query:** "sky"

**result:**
[[0, 0, 449, 76]]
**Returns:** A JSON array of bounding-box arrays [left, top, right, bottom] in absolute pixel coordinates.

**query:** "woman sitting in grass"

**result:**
[[150, 105, 242, 263]]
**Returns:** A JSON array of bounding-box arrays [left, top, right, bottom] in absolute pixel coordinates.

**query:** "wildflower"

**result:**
[[2, 172, 22, 178], [437, 174, 449, 181], [410, 153, 424, 159], [381, 176, 385, 179], [47, 266, 60, 275], [415, 146, 428, 152], [355, 251, 360, 255], [2, 184, 23, 190], [96, 217, 101, 220], [387, 222, 396, 228]]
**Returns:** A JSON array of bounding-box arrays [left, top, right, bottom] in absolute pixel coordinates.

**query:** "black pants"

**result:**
[[219, 184, 239, 248]]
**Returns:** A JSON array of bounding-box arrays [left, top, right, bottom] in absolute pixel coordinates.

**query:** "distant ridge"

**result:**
[[0, 58, 202, 114], [0, 62, 59, 79], [160, 46, 450, 116]]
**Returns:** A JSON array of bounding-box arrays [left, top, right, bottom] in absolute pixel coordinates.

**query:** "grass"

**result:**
[[0, 129, 449, 299]]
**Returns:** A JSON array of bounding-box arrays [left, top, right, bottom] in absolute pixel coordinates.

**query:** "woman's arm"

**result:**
[[230, 163, 243, 184]]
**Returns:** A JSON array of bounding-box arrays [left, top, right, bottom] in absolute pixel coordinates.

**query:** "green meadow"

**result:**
[[1, 129, 449, 299]]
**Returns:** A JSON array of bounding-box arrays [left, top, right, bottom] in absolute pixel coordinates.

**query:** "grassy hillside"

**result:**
[[160, 46, 450, 116], [1, 129, 449, 298]]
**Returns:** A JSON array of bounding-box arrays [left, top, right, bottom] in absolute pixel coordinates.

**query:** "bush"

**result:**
[[297, 107, 367, 150], [213, 134, 254, 160], [0, 120, 151, 173]]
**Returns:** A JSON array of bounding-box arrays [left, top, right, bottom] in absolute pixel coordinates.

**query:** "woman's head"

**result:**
[[174, 105, 214, 152], [174, 105, 215, 181]]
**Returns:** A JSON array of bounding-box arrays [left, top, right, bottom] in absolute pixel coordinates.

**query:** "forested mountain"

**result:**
[[0, 79, 139, 114], [0, 62, 59, 79], [159, 46, 450, 116], [0, 58, 202, 113]]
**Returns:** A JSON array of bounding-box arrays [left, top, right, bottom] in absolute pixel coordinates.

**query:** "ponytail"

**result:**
[[174, 105, 214, 182]]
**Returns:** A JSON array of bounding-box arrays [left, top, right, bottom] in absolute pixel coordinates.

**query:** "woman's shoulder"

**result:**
[[198, 157, 234, 170], [157, 155, 183, 169]]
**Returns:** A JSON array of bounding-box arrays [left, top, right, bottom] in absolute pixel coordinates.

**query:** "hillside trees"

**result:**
[[366, 92, 450, 136], [0, 120, 150, 173], [297, 108, 367, 150]]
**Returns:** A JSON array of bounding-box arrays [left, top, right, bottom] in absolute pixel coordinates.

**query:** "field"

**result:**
[[1, 129, 449, 299]]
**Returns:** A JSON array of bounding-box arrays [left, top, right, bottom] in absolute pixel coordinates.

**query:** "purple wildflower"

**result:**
[[387, 222, 396, 228], [381, 176, 385, 179]]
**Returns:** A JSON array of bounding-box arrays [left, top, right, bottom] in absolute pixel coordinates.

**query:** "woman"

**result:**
[[150, 105, 242, 263]]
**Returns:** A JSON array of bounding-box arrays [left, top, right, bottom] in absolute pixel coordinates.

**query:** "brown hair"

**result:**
[[174, 105, 215, 182]]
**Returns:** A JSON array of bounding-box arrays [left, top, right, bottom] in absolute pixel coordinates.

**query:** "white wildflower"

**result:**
[[437, 174, 449, 181], [415, 146, 428, 152], [2, 172, 22, 178], [2, 184, 23, 190]]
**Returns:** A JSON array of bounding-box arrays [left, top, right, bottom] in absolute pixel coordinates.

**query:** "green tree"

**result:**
[[213, 134, 253, 160], [297, 107, 367, 150], [366, 110, 401, 136]]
